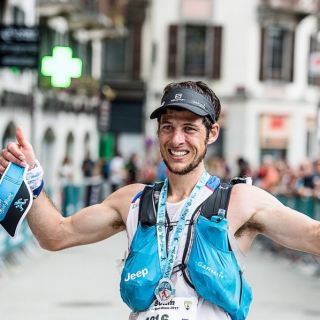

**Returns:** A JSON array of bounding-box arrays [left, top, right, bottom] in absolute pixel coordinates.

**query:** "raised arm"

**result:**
[[27, 184, 142, 250], [228, 183, 320, 256], [0, 128, 144, 250]]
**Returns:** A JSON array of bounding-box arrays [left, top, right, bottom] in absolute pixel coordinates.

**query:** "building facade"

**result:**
[[0, 0, 122, 201], [142, 0, 320, 171]]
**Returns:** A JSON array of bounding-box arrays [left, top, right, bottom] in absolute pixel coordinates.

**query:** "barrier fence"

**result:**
[[0, 188, 319, 267], [0, 181, 105, 261], [0, 221, 32, 260], [276, 194, 320, 220]]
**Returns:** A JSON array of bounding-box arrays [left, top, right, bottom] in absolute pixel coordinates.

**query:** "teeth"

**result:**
[[171, 150, 187, 156]]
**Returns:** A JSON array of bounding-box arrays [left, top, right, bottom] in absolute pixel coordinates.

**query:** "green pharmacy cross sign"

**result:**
[[41, 46, 82, 88]]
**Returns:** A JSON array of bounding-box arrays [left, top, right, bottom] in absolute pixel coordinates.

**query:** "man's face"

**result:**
[[158, 109, 219, 175]]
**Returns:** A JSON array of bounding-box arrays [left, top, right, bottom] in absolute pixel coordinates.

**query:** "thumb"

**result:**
[[16, 127, 29, 147]]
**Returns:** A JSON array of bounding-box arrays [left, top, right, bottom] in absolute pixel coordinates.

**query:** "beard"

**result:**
[[161, 145, 208, 175]]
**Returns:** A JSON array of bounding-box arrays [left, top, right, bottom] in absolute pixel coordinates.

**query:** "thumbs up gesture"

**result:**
[[0, 127, 36, 174]]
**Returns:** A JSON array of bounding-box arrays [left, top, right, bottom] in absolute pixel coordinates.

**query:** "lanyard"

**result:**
[[156, 171, 210, 280]]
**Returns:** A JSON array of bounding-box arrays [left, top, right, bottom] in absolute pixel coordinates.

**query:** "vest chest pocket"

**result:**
[[120, 224, 162, 312], [185, 215, 252, 320]]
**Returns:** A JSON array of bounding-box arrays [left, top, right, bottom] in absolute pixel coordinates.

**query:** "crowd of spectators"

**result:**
[[207, 154, 320, 200], [79, 151, 320, 201]]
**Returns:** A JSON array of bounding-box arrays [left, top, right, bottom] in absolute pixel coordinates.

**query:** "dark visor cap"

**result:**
[[150, 88, 216, 123]]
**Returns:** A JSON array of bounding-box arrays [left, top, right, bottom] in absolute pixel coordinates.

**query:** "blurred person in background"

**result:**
[[255, 155, 279, 193], [58, 156, 74, 206], [236, 157, 252, 178], [295, 159, 316, 197], [1, 81, 320, 320], [312, 159, 320, 200], [109, 152, 126, 192], [126, 153, 139, 184], [140, 159, 157, 184], [81, 151, 95, 178], [273, 159, 297, 196], [58, 156, 74, 185], [206, 154, 230, 182]]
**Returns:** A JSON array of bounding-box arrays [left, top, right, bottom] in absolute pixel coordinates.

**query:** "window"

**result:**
[[102, 37, 129, 78], [73, 40, 92, 75], [260, 24, 295, 82], [184, 26, 206, 76], [13, 6, 25, 25], [308, 36, 320, 86], [0, 1, 6, 24], [82, 0, 98, 11], [167, 24, 223, 79], [40, 26, 55, 57]]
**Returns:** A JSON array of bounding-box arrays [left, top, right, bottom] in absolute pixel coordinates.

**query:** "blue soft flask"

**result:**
[[187, 215, 252, 320], [120, 223, 161, 311]]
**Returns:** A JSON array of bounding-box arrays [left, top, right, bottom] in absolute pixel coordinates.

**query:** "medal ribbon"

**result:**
[[156, 171, 210, 280]]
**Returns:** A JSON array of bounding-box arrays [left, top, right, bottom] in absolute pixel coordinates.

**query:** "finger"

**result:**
[[16, 127, 29, 148], [0, 164, 5, 174], [0, 156, 9, 168], [2, 149, 26, 167], [6, 142, 26, 160]]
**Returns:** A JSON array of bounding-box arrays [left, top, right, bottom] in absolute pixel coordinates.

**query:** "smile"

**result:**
[[169, 149, 189, 157]]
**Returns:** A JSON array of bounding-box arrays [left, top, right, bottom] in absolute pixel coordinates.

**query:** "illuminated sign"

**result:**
[[41, 46, 82, 88]]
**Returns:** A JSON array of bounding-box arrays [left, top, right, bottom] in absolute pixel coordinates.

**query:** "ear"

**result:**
[[207, 123, 220, 145]]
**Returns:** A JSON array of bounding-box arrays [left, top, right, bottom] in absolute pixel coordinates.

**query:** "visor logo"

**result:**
[[175, 93, 182, 99]]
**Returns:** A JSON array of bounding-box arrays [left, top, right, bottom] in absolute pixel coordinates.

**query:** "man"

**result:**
[[0, 81, 319, 320]]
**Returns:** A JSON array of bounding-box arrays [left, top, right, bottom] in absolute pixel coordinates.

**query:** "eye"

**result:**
[[160, 124, 172, 132], [184, 126, 196, 132]]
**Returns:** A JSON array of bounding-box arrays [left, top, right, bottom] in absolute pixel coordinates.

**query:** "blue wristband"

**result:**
[[33, 180, 44, 199]]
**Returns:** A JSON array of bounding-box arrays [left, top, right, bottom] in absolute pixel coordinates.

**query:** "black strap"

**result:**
[[138, 178, 243, 226], [138, 182, 164, 227], [201, 183, 233, 219]]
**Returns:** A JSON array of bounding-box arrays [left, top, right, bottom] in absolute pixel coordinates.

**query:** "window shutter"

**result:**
[[309, 36, 320, 86], [211, 26, 223, 79], [167, 25, 178, 78], [132, 23, 142, 79], [288, 29, 295, 82], [308, 36, 315, 85], [259, 27, 265, 81]]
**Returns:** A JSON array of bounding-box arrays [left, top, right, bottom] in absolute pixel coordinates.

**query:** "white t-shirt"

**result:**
[[109, 156, 125, 185], [126, 196, 232, 320]]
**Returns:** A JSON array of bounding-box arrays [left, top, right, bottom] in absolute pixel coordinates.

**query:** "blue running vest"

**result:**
[[120, 176, 252, 319]]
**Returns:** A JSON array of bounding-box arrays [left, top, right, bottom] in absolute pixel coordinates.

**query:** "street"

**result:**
[[0, 232, 319, 320]]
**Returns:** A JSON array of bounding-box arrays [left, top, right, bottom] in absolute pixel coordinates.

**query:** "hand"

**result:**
[[0, 127, 36, 174]]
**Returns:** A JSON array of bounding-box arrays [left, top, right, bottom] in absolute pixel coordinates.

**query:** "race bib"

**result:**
[[137, 297, 198, 320]]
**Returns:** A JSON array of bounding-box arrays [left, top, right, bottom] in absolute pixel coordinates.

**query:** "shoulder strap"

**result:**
[[138, 176, 248, 226], [138, 182, 164, 227], [200, 183, 233, 219], [201, 176, 250, 219]]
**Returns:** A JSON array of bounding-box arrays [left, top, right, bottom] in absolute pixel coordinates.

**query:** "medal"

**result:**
[[155, 278, 175, 303]]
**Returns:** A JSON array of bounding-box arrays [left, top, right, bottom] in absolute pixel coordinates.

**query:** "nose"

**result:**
[[171, 128, 185, 146]]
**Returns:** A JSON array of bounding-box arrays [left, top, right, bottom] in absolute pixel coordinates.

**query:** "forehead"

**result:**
[[159, 109, 204, 124]]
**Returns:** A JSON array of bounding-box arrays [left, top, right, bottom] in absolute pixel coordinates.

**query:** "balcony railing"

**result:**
[[37, 0, 81, 17], [260, 0, 319, 14]]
